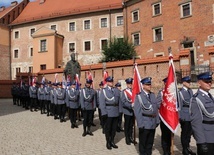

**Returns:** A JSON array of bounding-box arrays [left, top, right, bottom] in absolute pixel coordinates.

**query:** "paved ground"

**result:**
[[0, 99, 196, 155]]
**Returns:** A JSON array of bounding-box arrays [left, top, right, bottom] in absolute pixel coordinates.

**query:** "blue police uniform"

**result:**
[[44, 81, 52, 116], [38, 83, 46, 114], [121, 77, 135, 145], [22, 83, 30, 109], [190, 72, 214, 155], [178, 76, 196, 155], [99, 76, 121, 150], [56, 82, 66, 122], [66, 81, 80, 128], [96, 81, 104, 129], [80, 79, 96, 137], [50, 83, 58, 119], [134, 77, 159, 155], [29, 83, 38, 111]]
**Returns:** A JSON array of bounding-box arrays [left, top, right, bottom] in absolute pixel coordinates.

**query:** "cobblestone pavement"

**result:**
[[0, 99, 196, 155]]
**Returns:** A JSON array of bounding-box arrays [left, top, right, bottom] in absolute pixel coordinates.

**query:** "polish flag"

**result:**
[[55, 73, 58, 83], [75, 74, 80, 90], [159, 53, 179, 133], [132, 64, 142, 104], [87, 71, 93, 88], [103, 70, 109, 87]]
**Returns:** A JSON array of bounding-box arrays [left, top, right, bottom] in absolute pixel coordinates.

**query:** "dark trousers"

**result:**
[[45, 100, 51, 115], [124, 114, 134, 139], [98, 108, 102, 126], [30, 98, 37, 110], [160, 121, 171, 152], [40, 100, 45, 114], [139, 128, 156, 155], [12, 96, 16, 105], [70, 108, 77, 124], [58, 104, 66, 120], [105, 117, 118, 141], [197, 143, 214, 155], [53, 104, 58, 117], [83, 110, 93, 127], [180, 120, 192, 149], [118, 113, 123, 128]]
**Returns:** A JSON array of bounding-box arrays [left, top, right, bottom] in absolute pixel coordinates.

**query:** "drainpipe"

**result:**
[[9, 26, 12, 79], [109, 9, 112, 40]]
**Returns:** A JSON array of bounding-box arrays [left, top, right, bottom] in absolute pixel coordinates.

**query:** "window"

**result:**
[[154, 52, 164, 57], [69, 22, 75, 31], [29, 47, 33, 57], [101, 39, 108, 50], [14, 49, 19, 58], [180, 3, 192, 18], [101, 18, 107, 28], [152, 3, 161, 16], [50, 25, 57, 30], [69, 43, 75, 52], [84, 20, 91, 30], [153, 27, 163, 42], [132, 33, 140, 46], [132, 10, 139, 22], [84, 41, 91, 51], [40, 39, 47, 52], [16, 67, 20, 74], [40, 64, 46, 70], [14, 31, 19, 39], [30, 28, 35, 35], [28, 67, 33, 73], [117, 16, 123, 26]]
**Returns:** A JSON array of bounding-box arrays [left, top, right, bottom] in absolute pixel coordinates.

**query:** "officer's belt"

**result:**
[[123, 106, 133, 112], [183, 105, 189, 107], [202, 120, 214, 124], [142, 113, 156, 118], [106, 103, 118, 107], [57, 98, 64, 100]]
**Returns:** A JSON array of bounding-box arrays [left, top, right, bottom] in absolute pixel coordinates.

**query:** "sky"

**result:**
[[0, 0, 34, 7]]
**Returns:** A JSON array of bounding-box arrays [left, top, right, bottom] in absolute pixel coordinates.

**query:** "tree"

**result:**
[[101, 37, 137, 62]]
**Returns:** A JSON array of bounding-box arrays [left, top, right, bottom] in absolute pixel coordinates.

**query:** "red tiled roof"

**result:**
[[11, 0, 122, 25], [0, 6, 16, 18], [179, 49, 190, 57]]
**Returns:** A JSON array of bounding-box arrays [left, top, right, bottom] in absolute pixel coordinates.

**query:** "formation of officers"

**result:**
[[11, 71, 214, 155]]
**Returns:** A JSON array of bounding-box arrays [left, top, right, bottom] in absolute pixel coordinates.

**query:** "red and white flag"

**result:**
[[75, 74, 80, 90], [159, 53, 179, 133], [132, 64, 142, 104], [32, 76, 37, 85], [55, 73, 58, 83], [103, 70, 109, 87], [87, 71, 93, 88]]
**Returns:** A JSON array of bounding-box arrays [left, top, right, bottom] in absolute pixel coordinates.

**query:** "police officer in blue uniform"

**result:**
[[99, 76, 121, 150], [96, 81, 104, 129], [66, 81, 80, 128], [190, 72, 214, 155], [45, 81, 52, 116], [22, 82, 30, 109], [121, 78, 134, 145], [56, 82, 66, 122], [179, 76, 196, 155], [80, 79, 96, 137], [29, 82, 38, 112], [50, 83, 58, 119], [11, 82, 17, 105], [134, 77, 159, 155], [156, 77, 172, 155], [38, 83, 46, 114]]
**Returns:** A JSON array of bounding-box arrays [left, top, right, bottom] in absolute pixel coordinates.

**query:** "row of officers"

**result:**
[[11, 71, 214, 155]]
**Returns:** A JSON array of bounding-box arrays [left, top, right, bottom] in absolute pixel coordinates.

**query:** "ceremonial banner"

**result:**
[[159, 54, 179, 133], [75, 74, 80, 90], [103, 70, 109, 87], [132, 64, 142, 104]]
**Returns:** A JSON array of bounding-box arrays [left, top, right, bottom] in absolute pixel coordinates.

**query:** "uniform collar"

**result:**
[[199, 89, 209, 96]]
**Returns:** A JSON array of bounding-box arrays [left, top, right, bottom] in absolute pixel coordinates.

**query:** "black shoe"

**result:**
[[87, 130, 93, 136], [119, 127, 124, 132], [129, 137, 134, 144], [74, 124, 78, 128], [71, 124, 75, 129], [60, 119, 63, 123], [187, 147, 196, 155], [91, 123, 96, 126], [79, 118, 82, 121], [126, 138, 131, 145], [30, 109, 33, 112], [106, 142, 112, 150], [47, 114, 49, 117], [82, 131, 87, 137], [110, 141, 118, 149]]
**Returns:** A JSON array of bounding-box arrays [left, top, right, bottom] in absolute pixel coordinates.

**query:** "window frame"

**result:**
[[29, 28, 36, 37], [132, 32, 140, 46], [29, 47, 33, 57], [132, 10, 139, 23], [153, 27, 163, 42], [14, 30, 20, 39], [116, 15, 123, 26], [84, 40, 92, 52], [50, 24, 57, 30], [100, 38, 108, 51], [180, 2, 192, 18], [152, 2, 161, 16], [100, 17, 108, 28], [40, 39, 47, 52], [68, 42, 76, 53], [40, 64, 46, 70], [69, 21, 76, 31], [83, 19, 91, 30], [14, 49, 19, 58]]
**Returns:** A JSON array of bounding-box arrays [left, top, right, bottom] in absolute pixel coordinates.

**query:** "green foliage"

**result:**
[[101, 37, 136, 62]]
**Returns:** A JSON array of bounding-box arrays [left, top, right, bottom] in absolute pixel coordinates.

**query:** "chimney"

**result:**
[[0, 6, 5, 12], [40, 0, 46, 4], [11, 1, 18, 7]]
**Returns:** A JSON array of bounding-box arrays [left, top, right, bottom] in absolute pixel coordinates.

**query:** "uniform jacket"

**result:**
[[56, 88, 66, 105], [45, 86, 52, 101], [50, 88, 57, 104], [37, 87, 45, 100], [121, 88, 134, 116], [80, 87, 96, 110], [66, 88, 80, 109], [190, 89, 214, 144], [96, 88, 102, 108], [179, 87, 193, 121], [29, 86, 37, 98], [99, 86, 121, 117], [134, 90, 159, 129]]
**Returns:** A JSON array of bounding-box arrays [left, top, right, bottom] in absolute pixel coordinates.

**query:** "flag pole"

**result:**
[[133, 56, 137, 145]]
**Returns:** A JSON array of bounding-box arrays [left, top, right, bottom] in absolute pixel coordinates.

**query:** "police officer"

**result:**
[[134, 77, 159, 155], [22, 82, 30, 109], [66, 81, 80, 128], [157, 77, 171, 155], [96, 81, 104, 129], [80, 79, 96, 137], [29, 82, 38, 112], [11, 82, 17, 105], [50, 83, 58, 119], [99, 76, 121, 150], [190, 72, 214, 155], [179, 76, 196, 155], [38, 83, 46, 114], [56, 82, 66, 122], [115, 82, 124, 133], [45, 81, 52, 116], [121, 78, 134, 145]]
